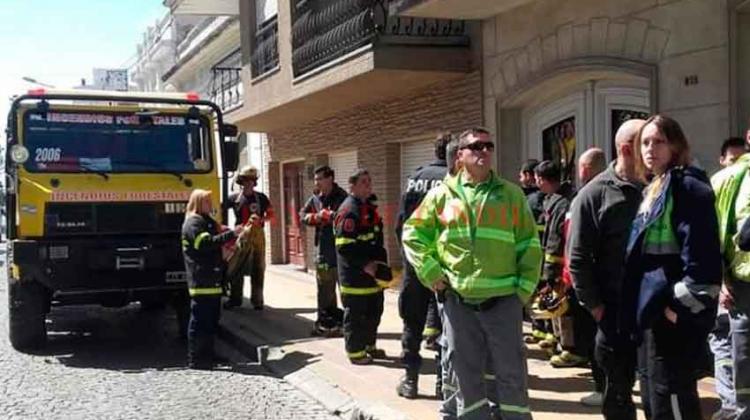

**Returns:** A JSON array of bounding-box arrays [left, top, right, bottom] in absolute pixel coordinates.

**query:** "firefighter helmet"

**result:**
[[530, 290, 569, 320], [236, 166, 259, 184]]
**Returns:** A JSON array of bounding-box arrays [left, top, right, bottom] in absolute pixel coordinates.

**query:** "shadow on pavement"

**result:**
[[529, 374, 596, 394], [23, 303, 270, 376], [530, 396, 601, 415]]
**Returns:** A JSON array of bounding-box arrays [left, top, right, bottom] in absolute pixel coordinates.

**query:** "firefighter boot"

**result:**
[[397, 369, 419, 399]]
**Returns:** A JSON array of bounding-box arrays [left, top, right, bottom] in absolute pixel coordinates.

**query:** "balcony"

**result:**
[[210, 49, 243, 112], [166, 0, 239, 16], [388, 0, 534, 20], [161, 17, 241, 88], [251, 17, 280, 79], [231, 0, 473, 132], [292, 0, 468, 77]]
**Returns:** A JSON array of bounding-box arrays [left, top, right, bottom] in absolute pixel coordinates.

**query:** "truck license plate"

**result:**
[[165, 271, 187, 283]]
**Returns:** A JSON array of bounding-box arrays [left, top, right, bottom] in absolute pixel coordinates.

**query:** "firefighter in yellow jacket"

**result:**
[[334, 168, 390, 365]]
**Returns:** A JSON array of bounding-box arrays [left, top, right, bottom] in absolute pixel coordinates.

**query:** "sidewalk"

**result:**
[[219, 265, 720, 420]]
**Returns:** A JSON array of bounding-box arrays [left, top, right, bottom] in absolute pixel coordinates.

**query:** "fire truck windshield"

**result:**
[[21, 109, 212, 174]]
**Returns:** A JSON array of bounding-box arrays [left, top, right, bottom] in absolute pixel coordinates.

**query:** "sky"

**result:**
[[0, 0, 168, 135]]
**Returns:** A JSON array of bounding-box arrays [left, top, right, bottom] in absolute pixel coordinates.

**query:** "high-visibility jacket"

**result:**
[[402, 170, 542, 303], [333, 194, 388, 294], [713, 153, 750, 282], [181, 214, 236, 297]]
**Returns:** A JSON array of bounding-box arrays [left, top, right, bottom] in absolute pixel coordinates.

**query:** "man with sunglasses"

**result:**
[[403, 127, 542, 419]]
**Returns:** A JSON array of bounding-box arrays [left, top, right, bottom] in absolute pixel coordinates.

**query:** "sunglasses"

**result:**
[[460, 141, 495, 152]]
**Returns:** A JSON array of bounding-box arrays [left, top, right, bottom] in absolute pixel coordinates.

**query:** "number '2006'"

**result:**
[[35, 148, 62, 162]]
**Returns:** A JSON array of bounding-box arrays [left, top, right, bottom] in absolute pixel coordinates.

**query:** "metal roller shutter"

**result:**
[[329, 150, 358, 185], [400, 140, 434, 191]]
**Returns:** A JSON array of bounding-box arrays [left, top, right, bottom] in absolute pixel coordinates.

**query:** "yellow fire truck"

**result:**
[[5, 89, 239, 350]]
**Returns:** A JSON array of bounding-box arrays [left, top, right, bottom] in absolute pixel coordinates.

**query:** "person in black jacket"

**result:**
[[627, 115, 721, 419], [534, 161, 575, 354], [181, 189, 244, 369], [334, 168, 389, 365], [395, 133, 451, 399], [520, 159, 546, 228], [568, 119, 645, 419], [299, 165, 349, 336]]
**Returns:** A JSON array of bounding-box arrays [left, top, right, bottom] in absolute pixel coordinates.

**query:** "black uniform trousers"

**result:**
[[342, 291, 384, 358], [595, 308, 638, 420], [399, 261, 442, 370], [637, 317, 706, 420], [187, 295, 222, 368], [567, 293, 605, 392]]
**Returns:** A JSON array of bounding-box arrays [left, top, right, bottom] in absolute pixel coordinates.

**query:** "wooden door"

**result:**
[[283, 162, 306, 266]]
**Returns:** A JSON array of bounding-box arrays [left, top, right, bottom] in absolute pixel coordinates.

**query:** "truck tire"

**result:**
[[8, 278, 47, 350], [140, 300, 167, 311]]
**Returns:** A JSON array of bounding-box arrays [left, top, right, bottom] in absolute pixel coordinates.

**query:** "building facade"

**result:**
[[131, 3, 265, 189], [172, 0, 749, 273], [228, 0, 482, 270], [393, 0, 750, 181]]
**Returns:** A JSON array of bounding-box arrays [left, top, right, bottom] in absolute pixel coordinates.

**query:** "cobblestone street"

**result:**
[[0, 264, 337, 420]]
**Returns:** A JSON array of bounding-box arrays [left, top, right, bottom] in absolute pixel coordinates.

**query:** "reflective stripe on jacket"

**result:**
[[181, 214, 236, 292], [626, 167, 721, 332], [402, 170, 542, 303]]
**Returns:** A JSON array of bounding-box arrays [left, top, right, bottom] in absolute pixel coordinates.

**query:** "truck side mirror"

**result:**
[[222, 124, 238, 138], [223, 140, 239, 173]]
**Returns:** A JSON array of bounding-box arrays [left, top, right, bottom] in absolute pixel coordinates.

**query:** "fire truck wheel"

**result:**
[[8, 277, 47, 351]]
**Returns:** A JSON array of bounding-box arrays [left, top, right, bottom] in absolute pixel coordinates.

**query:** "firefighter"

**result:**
[[395, 133, 452, 399], [334, 168, 389, 365], [534, 161, 576, 358], [299, 165, 348, 336], [224, 165, 273, 310], [181, 189, 244, 369]]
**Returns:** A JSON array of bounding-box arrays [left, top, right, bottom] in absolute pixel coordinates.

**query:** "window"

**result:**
[[542, 117, 576, 182]]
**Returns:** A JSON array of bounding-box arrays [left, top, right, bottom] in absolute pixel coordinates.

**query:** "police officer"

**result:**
[[396, 133, 452, 399], [181, 189, 244, 369], [334, 168, 389, 365], [224, 166, 273, 310], [299, 165, 349, 336]]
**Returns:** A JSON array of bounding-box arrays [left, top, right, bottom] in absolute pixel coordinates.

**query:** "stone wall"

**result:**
[[483, 0, 732, 176]]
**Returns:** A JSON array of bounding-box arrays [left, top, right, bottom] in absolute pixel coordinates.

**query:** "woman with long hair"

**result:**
[[181, 189, 244, 369], [625, 115, 721, 418]]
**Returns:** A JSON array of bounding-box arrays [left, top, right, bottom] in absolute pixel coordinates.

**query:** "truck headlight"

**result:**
[[10, 145, 29, 164]]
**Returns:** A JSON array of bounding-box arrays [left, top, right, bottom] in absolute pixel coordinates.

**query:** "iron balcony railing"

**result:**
[[210, 49, 243, 111], [291, 0, 468, 78], [251, 16, 280, 79], [210, 67, 243, 111]]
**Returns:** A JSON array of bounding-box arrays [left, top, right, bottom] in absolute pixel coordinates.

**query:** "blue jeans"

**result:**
[[710, 309, 735, 420], [729, 279, 750, 420]]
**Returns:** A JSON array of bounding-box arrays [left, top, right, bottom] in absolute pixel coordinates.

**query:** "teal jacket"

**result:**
[[401, 170, 542, 303]]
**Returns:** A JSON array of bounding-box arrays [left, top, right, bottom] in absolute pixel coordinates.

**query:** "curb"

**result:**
[[217, 321, 408, 420]]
